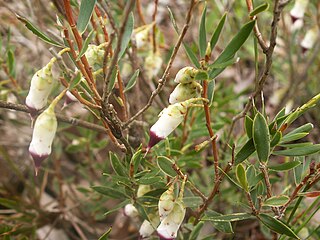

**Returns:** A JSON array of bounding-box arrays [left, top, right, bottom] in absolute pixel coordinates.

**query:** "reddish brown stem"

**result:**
[[116, 65, 128, 121], [136, 0, 146, 25], [94, 6, 109, 43]]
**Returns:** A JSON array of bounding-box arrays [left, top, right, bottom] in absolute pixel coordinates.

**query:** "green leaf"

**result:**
[[69, 72, 82, 90], [205, 210, 234, 233], [268, 160, 301, 171], [208, 57, 239, 69], [110, 152, 127, 176], [194, 71, 208, 81], [249, 3, 269, 17], [294, 156, 304, 185], [202, 213, 253, 222], [210, 13, 227, 51], [77, 0, 97, 34], [298, 191, 320, 198], [7, 49, 15, 77], [104, 199, 130, 216], [124, 69, 139, 92], [273, 144, 320, 156], [130, 149, 142, 174], [236, 164, 249, 192], [258, 213, 300, 239], [263, 195, 289, 207], [235, 138, 256, 165], [245, 115, 253, 138], [0, 198, 20, 210], [280, 133, 309, 144], [92, 186, 128, 199], [98, 227, 112, 240], [16, 14, 64, 48], [189, 222, 204, 240], [183, 43, 201, 68], [157, 156, 177, 177], [199, 3, 207, 58], [209, 20, 255, 79], [270, 131, 282, 147], [167, 7, 200, 68], [207, 79, 215, 106], [119, 12, 134, 60], [108, 68, 118, 92], [253, 112, 270, 162], [77, 30, 95, 60], [285, 123, 313, 136]]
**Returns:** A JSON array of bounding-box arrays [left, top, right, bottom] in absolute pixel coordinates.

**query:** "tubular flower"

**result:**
[[139, 214, 160, 239], [157, 200, 186, 240], [145, 51, 163, 79], [85, 44, 105, 67], [290, 0, 309, 23], [301, 27, 319, 53], [169, 81, 202, 104], [28, 90, 66, 175], [158, 184, 175, 221], [26, 60, 55, 117], [64, 90, 78, 106], [124, 203, 139, 218], [174, 66, 198, 83], [147, 98, 205, 150]]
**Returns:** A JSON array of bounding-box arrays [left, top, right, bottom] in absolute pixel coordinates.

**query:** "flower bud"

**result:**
[[139, 214, 160, 239], [64, 90, 78, 107], [301, 27, 319, 53], [157, 200, 186, 240], [29, 102, 57, 174], [137, 185, 151, 198], [158, 184, 175, 221], [145, 52, 163, 79], [174, 67, 198, 83], [124, 203, 139, 218], [147, 98, 206, 150], [26, 61, 54, 117], [85, 44, 105, 67], [290, 0, 309, 23], [169, 81, 202, 104]]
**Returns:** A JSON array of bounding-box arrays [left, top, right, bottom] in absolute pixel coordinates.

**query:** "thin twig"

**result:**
[[124, 0, 197, 128], [136, 0, 146, 25], [152, 0, 159, 53]]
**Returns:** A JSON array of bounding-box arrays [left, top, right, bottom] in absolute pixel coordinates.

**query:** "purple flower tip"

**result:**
[[290, 15, 299, 24], [157, 232, 174, 240], [26, 105, 39, 119], [147, 131, 164, 151], [29, 150, 48, 175]]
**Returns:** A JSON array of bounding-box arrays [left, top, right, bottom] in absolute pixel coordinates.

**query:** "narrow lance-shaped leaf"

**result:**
[[273, 144, 320, 156], [77, 0, 97, 34], [16, 14, 64, 48], [268, 160, 301, 171], [235, 138, 256, 165], [207, 79, 215, 106], [253, 112, 270, 162], [202, 213, 253, 222], [199, 3, 207, 58], [245, 115, 253, 138], [124, 69, 140, 92], [157, 156, 177, 178], [77, 30, 95, 60], [263, 195, 289, 207], [119, 12, 134, 60], [209, 20, 255, 79], [249, 3, 269, 17], [110, 152, 127, 176], [258, 213, 300, 239], [7, 49, 15, 77], [210, 13, 227, 51], [69, 71, 82, 90], [236, 164, 249, 192]]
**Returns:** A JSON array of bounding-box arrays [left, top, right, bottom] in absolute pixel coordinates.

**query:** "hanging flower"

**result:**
[[139, 214, 160, 239], [174, 66, 198, 83], [158, 184, 175, 221], [147, 98, 206, 151], [26, 60, 55, 117], [134, 24, 153, 51], [145, 51, 163, 79], [85, 44, 105, 67], [29, 90, 66, 175], [301, 27, 319, 53], [290, 0, 309, 23], [169, 81, 202, 104], [123, 203, 139, 218]]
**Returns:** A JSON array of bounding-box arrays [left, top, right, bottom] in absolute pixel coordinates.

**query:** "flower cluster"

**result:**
[[147, 66, 204, 151]]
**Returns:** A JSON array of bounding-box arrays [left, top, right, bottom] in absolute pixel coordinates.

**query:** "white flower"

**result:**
[[145, 52, 163, 79], [64, 90, 78, 106], [26, 61, 54, 116], [85, 44, 105, 67], [290, 0, 309, 23], [157, 200, 186, 240], [158, 184, 175, 221], [29, 103, 57, 174], [137, 185, 151, 198], [301, 27, 319, 53], [174, 67, 198, 83], [147, 98, 205, 150], [169, 82, 202, 104], [134, 24, 153, 51], [139, 215, 160, 239], [124, 203, 139, 218]]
